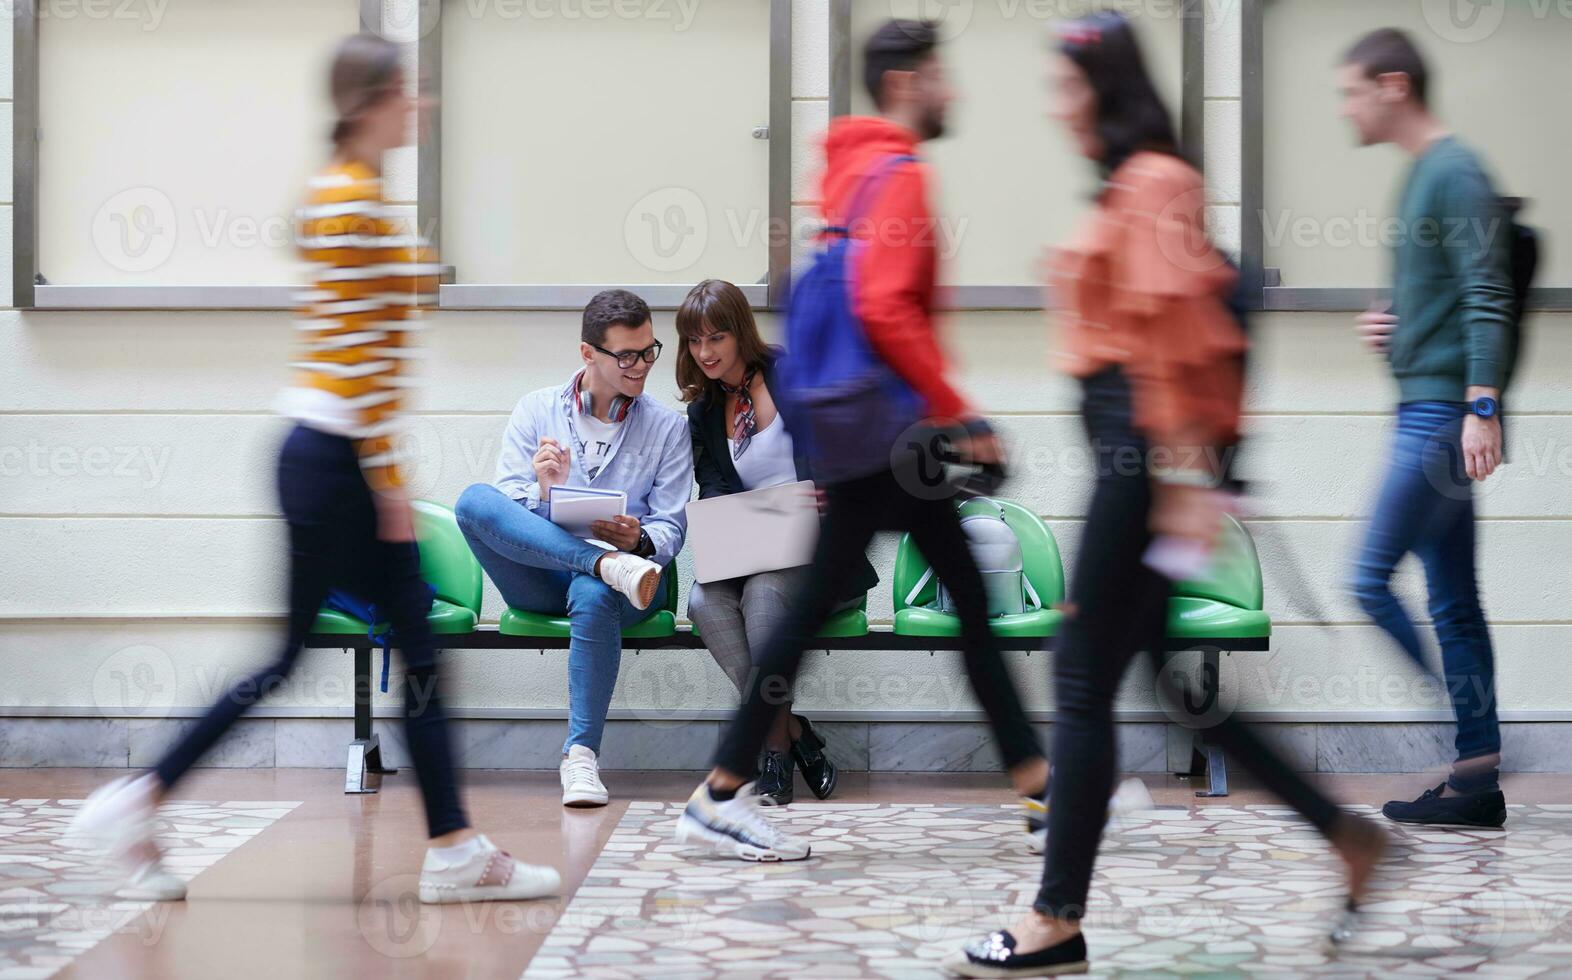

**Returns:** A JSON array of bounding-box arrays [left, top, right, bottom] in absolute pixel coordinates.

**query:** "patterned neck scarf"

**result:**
[[723, 367, 758, 460]]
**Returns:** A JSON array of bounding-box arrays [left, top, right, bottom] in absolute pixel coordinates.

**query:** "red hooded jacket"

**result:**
[[818, 116, 971, 421]]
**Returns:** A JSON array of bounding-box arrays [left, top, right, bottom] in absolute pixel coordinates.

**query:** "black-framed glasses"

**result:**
[[591, 341, 663, 369]]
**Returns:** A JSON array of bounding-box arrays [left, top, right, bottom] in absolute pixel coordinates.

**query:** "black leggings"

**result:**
[[1035, 370, 1343, 918], [712, 467, 1043, 778], [154, 424, 469, 839]]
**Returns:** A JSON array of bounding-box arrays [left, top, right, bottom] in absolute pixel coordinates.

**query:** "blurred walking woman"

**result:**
[[677, 279, 877, 805], [949, 14, 1387, 976], [71, 34, 559, 905]]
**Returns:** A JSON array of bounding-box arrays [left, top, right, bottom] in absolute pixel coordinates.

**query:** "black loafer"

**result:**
[[756, 750, 795, 806], [1382, 782, 1506, 828], [943, 929, 1088, 977], [789, 714, 838, 800]]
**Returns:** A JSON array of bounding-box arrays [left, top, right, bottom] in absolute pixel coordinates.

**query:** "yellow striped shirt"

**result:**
[[280, 160, 437, 492]]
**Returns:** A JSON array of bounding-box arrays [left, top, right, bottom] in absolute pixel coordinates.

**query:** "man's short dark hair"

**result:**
[[863, 19, 939, 111], [1344, 27, 1429, 107], [582, 289, 652, 346]]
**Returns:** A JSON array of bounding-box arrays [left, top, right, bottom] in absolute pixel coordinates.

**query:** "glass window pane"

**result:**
[[441, 0, 772, 287], [849, 1, 1186, 287], [1265, 0, 1572, 288], [38, 0, 356, 287]]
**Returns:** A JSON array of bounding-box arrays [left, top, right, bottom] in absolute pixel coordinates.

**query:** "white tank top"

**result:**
[[730, 416, 798, 491]]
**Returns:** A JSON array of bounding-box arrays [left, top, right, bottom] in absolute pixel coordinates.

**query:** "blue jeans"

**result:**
[[455, 483, 664, 756], [1353, 401, 1500, 792]]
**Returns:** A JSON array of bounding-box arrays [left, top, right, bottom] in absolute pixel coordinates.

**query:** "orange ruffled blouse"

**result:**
[[1050, 151, 1246, 452]]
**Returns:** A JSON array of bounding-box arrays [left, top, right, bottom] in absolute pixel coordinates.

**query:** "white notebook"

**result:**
[[549, 486, 627, 546]]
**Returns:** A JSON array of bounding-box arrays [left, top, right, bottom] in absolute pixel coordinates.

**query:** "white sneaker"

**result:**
[[674, 782, 812, 862], [69, 773, 188, 901], [560, 745, 609, 808], [596, 552, 662, 610], [1026, 778, 1154, 855], [418, 834, 561, 905]]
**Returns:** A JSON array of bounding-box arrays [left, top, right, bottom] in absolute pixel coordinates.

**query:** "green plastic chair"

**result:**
[[1167, 514, 1270, 641], [499, 565, 679, 639], [689, 590, 869, 641], [311, 500, 483, 637], [892, 498, 1066, 638]]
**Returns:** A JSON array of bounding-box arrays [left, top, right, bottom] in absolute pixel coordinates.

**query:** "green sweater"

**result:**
[[1390, 136, 1515, 403]]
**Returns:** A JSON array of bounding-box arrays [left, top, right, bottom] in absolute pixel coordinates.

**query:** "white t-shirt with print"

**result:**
[[576, 408, 621, 481]]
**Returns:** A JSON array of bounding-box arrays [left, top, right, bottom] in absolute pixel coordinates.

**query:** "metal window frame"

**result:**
[[1243, 0, 1572, 312], [16, 0, 383, 310], [14, 0, 792, 312], [827, 0, 1206, 312], [430, 0, 792, 312]]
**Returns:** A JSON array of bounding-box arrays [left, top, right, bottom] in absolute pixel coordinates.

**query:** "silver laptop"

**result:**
[[686, 480, 819, 584]]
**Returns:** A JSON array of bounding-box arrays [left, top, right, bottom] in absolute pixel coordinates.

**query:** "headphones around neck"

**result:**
[[571, 369, 634, 423]]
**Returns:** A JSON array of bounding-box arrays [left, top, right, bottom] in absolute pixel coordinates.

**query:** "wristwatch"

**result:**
[[635, 528, 654, 558], [1470, 396, 1500, 420]]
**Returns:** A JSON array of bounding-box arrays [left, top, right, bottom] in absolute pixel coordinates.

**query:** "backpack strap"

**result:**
[[1024, 576, 1043, 612], [823, 154, 920, 237], [904, 566, 936, 609]]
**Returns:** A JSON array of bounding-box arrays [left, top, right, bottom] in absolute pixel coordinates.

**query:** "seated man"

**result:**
[[456, 289, 691, 808]]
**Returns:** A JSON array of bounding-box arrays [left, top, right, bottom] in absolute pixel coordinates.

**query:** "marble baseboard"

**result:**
[[1, 719, 1568, 773]]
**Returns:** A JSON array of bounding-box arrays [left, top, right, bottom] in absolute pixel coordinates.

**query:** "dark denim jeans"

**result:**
[[1034, 368, 1343, 919], [155, 424, 468, 838], [1353, 401, 1501, 793]]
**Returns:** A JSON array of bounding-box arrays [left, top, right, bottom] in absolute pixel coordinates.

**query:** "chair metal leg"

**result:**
[[347, 645, 397, 794], [1195, 739, 1229, 798], [1174, 648, 1229, 797]]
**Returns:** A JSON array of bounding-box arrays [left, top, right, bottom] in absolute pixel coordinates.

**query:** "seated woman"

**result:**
[[677, 279, 877, 805]]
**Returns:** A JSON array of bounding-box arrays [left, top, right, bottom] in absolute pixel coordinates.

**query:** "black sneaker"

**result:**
[[756, 750, 795, 806], [943, 929, 1088, 977], [1382, 782, 1506, 828], [789, 714, 838, 801]]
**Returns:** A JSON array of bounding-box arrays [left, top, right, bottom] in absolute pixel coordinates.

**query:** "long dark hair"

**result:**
[[674, 280, 774, 405], [1055, 12, 1184, 178]]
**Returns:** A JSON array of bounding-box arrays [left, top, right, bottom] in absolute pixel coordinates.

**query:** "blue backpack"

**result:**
[[778, 155, 926, 484], [324, 584, 435, 693]]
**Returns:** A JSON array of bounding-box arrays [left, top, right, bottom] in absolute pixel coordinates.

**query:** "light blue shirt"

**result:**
[[493, 377, 692, 565]]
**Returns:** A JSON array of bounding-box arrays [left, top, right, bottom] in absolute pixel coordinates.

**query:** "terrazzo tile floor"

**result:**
[[0, 797, 300, 979], [527, 801, 1572, 979], [1, 771, 1571, 978]]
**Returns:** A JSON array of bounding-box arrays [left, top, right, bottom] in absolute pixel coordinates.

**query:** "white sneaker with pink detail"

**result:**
[[68, 773, 188, 901], [417, 835, 561, 905]]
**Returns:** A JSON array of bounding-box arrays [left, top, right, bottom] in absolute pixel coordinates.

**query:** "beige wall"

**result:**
[[1, 0, 1569, 723]]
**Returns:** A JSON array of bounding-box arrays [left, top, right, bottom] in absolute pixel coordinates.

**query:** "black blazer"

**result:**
[[688, 352, 879, 602]]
